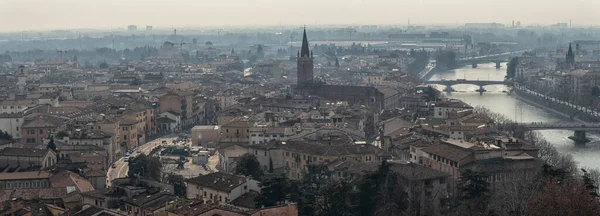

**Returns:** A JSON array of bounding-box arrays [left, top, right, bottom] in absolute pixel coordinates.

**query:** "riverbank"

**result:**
[[513, 87, 600, 123], [513, 89, 586, 123]]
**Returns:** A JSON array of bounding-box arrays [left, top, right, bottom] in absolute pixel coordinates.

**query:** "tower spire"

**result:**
[[300, 27, 310, 57], [566, 43, 575, 68]]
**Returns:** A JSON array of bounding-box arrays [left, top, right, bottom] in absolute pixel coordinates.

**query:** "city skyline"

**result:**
[[1, 0, 599, 31]]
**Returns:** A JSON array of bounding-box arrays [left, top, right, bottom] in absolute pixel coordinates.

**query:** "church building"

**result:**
[[293, 28, 385, 136]]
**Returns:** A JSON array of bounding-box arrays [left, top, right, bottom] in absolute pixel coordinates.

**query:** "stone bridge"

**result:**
[[516, 122, 600, 145], [457, 50, 528, 68], [425, 80, 512, 93]]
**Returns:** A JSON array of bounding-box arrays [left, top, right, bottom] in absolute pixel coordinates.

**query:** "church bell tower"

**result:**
[[297, 28, 314, 85]]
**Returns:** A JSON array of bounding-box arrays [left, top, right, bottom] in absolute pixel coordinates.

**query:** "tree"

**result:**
[[506, 57, 519, 79], [0, 130, 13, 141], [55, 131, 69, 139], [301, 164, 333, 215], [313, 179, 356, 216], [356, 160, 408, 216], [268, 158, 274, 173], [582, 169, 599, 197], [128, 153, 162, 180], [456, 169, 490, 215], [166, 173, 187, 197], [255, 174, 299, 207], [529, 179, 600, 216], [145, 156, 162, 180], [435, 50, 457, 70], [592, 86, 600, 97], [256, 44, 264, 59], [99, 61, 109, 69], [234, 153, 264, 178], [47, 137, 56, 151]]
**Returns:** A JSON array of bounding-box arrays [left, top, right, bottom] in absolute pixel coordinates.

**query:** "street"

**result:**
[[106, 135, 178, 186]]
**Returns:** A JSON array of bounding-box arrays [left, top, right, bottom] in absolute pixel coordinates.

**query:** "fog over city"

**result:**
[[2, 1, 600, 216], [1, 0, 599, 31]]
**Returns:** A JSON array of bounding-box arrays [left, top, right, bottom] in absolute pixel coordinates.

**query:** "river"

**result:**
[[429, 62, 600, 169]]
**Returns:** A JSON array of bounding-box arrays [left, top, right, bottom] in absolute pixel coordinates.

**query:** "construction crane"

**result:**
[[289, 32, 297, 46]]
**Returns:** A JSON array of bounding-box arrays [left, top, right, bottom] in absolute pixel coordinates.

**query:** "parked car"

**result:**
[[124, 157, 129, 162]]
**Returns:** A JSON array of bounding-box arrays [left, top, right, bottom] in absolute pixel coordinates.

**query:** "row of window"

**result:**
[[429, 154, 458, 167], [250, 133, 285, 138], [27, 129, 50, 135], [1, 180, 48, 189], [2, 106, 22, 109]]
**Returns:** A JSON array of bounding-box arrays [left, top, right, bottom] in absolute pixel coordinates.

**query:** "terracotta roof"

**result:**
[[230, 191, 259, 209], [21, 115, 65, 128], [57, 145, 105, 152], [421, 143, 473, 162], [49, 171, 95, 193], [119, 116, 137, 125], [0, 188, 68, 201], [461, 157, 544, 173], [83, 168, 107, 178], [123, 192, 176, 209], [167, 201, 218, 216], [0, 147, 50, 157], [185, 172, 246, 192], [0, 171, 52, 181], [280, 140, 390, 158], [328, 160, 450, 180]]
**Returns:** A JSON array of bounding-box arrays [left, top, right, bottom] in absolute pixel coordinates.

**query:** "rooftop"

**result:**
[[0, 147, 50, 157], [185, 172, 247, 192], [0, 171, 52, 181]]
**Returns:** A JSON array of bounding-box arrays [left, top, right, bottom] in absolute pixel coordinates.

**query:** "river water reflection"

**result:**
[[429, 62, 600, 169]]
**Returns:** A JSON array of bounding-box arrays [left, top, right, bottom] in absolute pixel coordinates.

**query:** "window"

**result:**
[[226, 129, 229, 133], [204, 191, 207, 196], [210, 193, 213, 199], [124, 135, 127, 141], [244, 185, 247, 190], [264, 151, 267, 156], [254, 150, 257, 155], [16, 127, 18, 131], [286, 152, 289, 157]]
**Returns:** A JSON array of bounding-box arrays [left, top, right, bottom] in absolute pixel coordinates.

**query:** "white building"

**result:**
[[185, 172, 260, 205], [0, 113, 23, 139], [248, 127, 292, 145], [433, 99, 473, 119]]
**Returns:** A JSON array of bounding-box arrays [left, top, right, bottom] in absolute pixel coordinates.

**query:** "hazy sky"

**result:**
[[1, 0, 598, 31]]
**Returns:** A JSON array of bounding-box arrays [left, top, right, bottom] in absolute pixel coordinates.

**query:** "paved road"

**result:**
[[106, 135, 177, 186]]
